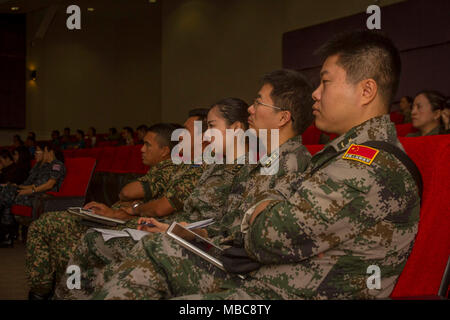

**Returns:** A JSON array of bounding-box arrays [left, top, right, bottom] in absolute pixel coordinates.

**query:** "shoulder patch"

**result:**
[[342, 144, 379, 165], [52, 164, 61, 171]]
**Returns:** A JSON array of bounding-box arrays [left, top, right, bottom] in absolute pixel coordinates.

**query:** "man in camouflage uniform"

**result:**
[[54, 162, 243, 299], [75, 69, 315, 299], [25, 120, 206, 299], [185, 31, 420, 300]]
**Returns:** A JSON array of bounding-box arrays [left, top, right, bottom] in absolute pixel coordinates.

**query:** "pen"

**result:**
[[139, 222, 156, 227]]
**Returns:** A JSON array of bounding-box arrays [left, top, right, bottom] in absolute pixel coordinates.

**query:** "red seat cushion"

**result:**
[[11, 205, 32, 218], [396, 123, 417, 137], [390, 111, 405, 124], [302, 125, 322, 145]]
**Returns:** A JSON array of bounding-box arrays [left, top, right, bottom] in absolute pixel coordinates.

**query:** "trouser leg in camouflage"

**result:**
[[90, 233, 243, 300], [54, 229, 138, 299], [25, 211, 89, 295]]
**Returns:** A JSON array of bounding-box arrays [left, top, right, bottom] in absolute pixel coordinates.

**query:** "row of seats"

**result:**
[[11, 134, 450, 298], [63, 145, 148, 174]]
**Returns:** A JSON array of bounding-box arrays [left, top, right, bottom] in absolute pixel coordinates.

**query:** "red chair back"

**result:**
[[46, 157, 97, 197], [391, 135, 450, 298]]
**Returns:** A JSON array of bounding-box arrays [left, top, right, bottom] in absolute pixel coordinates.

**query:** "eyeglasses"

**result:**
[[253, 99, 283, 111], [253, 99, 294, 122]]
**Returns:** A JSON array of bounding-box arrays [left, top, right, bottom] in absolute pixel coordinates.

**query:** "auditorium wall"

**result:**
[[160, 0, 405, 125], [1, 0, 406, 146], [0, 0, 162, 146]]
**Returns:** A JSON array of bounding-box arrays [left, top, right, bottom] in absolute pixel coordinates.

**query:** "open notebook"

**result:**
[[92, 218, 215, 242]]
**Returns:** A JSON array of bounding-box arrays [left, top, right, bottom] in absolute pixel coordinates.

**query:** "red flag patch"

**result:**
[[52, 164, 61, 171], [342, 144, 379, 165]]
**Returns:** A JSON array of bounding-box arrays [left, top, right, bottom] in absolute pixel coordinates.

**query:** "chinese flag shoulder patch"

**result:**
[[342, 144, 379, 165]]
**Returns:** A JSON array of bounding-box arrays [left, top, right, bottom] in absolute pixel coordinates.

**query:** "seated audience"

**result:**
[[51, 130, 61, 147], [136, 124, 148, 144], [0, 150, 25, 185], [12, 146, 32, 184], [0, 143, 66, 248], [83, 31, 420, 301], [13, 134, 24, 148], [106, 127, 121, 141], [119, 126, 135, 146], [71, 130, 86, 149], [399, 95, 413, 123], [25, 135, 36, 157], [25, 120, 206, 300], [407, 90, 447, 137], [86, 127, 97, 147], [61, 127, 71, 150]]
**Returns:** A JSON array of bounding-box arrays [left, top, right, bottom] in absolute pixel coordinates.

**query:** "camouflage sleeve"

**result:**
[[136, 163, 176, 202], [244, 151, 419, 264], [49, 162, 65, 181], [163, 164, 203, 212]]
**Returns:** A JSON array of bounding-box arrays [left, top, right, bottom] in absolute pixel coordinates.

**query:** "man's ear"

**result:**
[[278, 110, 292, 128], [161, 146, 171, 158], [360, 79, 378, 106]]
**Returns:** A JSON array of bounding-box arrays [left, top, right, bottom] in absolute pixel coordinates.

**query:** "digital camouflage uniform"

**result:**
[[190, 115, 421, 300], [54, 162, 242, 299], [406, 125, 441, 137], [0, 160, 65, 225], [84, 135, 312, 299], [25, 159, 202, 296]]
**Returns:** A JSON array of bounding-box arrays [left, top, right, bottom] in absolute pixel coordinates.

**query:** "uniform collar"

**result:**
[[258, 134, 303, 168], [327, 115, 397, 152]]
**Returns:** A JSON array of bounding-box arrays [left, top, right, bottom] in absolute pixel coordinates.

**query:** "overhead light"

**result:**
[[87, 7, 95, 12], [149, 0, 157, 3], [11, 7, 20, 11]]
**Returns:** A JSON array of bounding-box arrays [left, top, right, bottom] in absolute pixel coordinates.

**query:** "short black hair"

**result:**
[[37, 142, 65, 163], [88, 127, 96, 135], [316, 30, 401, 107], [123, 127, 134, 135], [136, 124, 148, 132], [261, 69, 314, 135], [0, 149, 13, 162], [188, 108, 209, 133], [210, 98, 249, 130], [147, 123, 184, 150], [27, 132, 36, 141], [402, 96, 413, 104], [109, 127, 117, 134]]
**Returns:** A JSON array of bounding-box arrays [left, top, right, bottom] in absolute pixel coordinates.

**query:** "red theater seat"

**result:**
[[390, 112, 405, 124], [396, 123, 417, 137], [391, 135, 450, 298], [12, 157, 97, 219], [302, 125, 322, 145]]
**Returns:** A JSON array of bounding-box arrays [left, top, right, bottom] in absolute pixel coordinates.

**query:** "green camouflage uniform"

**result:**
[[84, 135, 312, 299], [406, 125, 441, 137], [189, 115, 421, 300], [54, 162, 242, 299], [0, 160, 65, 225], [25, 159, 202, 296]]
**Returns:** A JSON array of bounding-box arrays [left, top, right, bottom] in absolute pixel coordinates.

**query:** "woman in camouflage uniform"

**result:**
[[407, 90, 447, 137], [0, 142, 66, 247]]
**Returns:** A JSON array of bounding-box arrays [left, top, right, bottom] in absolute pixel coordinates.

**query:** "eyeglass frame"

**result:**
[[253, 99, 294, 122]]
